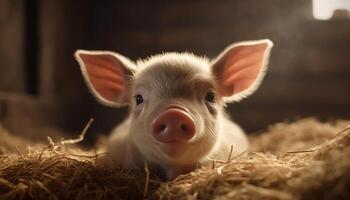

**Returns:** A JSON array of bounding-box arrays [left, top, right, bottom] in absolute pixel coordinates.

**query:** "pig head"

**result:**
[[75, 39, 273, 180]]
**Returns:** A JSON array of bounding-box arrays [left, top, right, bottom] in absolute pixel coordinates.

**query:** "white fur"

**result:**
[[136, 52, 210, 71], [205, 114, 248, 162]]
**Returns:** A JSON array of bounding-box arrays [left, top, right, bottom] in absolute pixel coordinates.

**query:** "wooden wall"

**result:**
[[0, 0, 26, 93], [0, 0, 349, 140]]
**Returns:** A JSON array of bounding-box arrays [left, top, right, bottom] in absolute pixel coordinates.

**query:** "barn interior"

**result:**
[[0, 0, 349, 199]]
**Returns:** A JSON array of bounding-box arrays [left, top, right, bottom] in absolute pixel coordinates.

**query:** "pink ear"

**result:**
[[75, 50, 135, 107], [211, 39, 273, 102]]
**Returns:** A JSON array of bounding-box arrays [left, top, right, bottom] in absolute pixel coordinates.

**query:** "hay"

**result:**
[[0, 118, 349, 200]]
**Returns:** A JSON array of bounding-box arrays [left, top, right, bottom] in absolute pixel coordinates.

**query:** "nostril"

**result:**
[[154, 123, 167, 134], [160, 124, 166, 132], [179, 122, 195, 141], [180, 124, 188, 132]]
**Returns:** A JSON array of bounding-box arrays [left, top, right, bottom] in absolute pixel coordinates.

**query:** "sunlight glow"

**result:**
[[312, 0, 350, 20]]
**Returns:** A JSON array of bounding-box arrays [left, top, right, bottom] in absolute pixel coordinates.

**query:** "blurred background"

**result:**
[[0, 0, 349, 142]]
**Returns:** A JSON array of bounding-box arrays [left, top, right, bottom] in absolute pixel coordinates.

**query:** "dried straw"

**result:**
[[0, 118, 349, 200]]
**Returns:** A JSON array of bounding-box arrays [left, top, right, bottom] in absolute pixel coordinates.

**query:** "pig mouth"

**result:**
[[157, 141, 190, 158]]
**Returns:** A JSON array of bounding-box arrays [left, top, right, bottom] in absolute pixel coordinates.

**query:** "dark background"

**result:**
[[0, 0, 349, 141]]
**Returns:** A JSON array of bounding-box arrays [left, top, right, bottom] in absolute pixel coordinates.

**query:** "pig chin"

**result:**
[[155, 133, 215, 165], [158, 141, 190, 158]]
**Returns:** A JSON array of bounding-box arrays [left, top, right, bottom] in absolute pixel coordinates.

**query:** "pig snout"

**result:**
[[151, 107, 196, 143]]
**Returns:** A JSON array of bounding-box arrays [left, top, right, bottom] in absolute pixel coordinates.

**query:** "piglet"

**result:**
[[74, 39, 273, 180]]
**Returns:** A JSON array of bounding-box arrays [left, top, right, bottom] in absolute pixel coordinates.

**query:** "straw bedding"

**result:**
[[0, 118, 349, 200]]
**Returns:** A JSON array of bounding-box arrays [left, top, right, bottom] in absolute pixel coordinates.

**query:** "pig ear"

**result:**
[[74, 50, 136, 107], [211, 39, 273, 102]]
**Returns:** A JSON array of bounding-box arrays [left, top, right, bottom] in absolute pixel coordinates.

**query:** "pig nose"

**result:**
[[151, 108, 195, 143]]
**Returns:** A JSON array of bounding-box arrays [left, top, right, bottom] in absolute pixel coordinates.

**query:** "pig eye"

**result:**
[[205, 91, 215, 103], [134, 94, 144, 105]]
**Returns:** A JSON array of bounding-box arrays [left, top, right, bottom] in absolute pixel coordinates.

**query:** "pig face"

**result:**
[[75, 39, 273, 166], [128, 54, 222, 165]]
